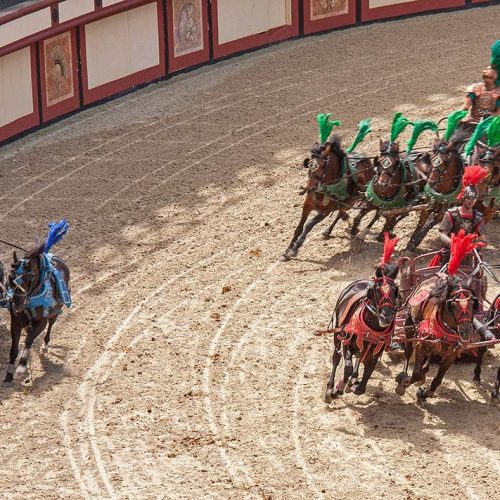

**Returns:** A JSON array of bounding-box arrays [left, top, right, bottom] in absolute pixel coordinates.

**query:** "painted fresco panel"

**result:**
[[43, 32, 74, 106], [172, 0, 204, 57], [0, 47, 33, 127], [311, 0, 349, 20]]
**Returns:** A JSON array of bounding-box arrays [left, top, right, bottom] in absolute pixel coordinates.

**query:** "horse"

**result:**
[[3, 244, 71, 384], [484, 293, 499, 400], [474, 141, 500, 221], [350, 140, 419, 241], [283, 134, 373, 260], [405, 130, 469, 251], [324, 261, 399, 402], [394, 274, 478, 402]]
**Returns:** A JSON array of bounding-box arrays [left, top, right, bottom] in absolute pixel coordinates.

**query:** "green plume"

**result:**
[[487, 116, 500, 148], [406, 120, 438, 153], [347, 119, 372, 153], [317, 113, 341, 143], [390, 113, 412, 142], [443, 110, 467, 142], [464, 116, 494, 156], [491, 39, 500, 86]]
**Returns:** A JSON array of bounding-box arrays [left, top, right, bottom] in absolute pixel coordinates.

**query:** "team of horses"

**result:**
[[284, 112, 500, 403]]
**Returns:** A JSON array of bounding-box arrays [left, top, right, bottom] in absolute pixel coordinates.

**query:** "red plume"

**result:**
[[457, 165, 490, 199], [380, 232, 399, 266], [448, 229, 486, 275]]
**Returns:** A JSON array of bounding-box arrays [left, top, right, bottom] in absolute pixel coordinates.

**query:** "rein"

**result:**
[[0, 239, 28, 252]]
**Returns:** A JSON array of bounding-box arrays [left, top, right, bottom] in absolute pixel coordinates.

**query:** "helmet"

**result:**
[[462, 185, 478, 200]]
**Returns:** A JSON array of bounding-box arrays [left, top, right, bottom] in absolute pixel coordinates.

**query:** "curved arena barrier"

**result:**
[[0, 0, 495, 144]]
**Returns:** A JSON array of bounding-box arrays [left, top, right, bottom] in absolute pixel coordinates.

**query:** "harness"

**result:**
[[365, 160, 407, 208], [317, 155, 349, 201], [424, 179, 463, 203], [9, 253, 71, 318], [483, 184, 500, 207]]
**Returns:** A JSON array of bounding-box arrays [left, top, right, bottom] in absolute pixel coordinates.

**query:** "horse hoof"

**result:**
[[324, 390, 334, 404], [40, 344, 49, 355], [395, 384, 406, 396], [345, 380, 355, 393], [395, 372, 410, 387], [14, 366, 26, 381], [491, 392, 499, 402], [353, 385, 365, 396], [472, 376, 481, 386], [322, 232, 331, 240]]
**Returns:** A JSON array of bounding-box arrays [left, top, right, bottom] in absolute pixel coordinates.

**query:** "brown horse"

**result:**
[[350, 140, 419, 241], [283, 135, 373, 260], [405, 131, 468, 251], [324, 262, 400, 402], [474, 141, 500, 221], [395, 275, 478, 402], [3, 246, 71, 385], [485, 294, 500, 400]]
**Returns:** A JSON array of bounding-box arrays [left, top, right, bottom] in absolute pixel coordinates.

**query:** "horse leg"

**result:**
[[345, 356, 361, 393], [325, 339, 342, 403], [333, 344, 353, 397], [356, 209, 380, 240], [353, 349, 379, 395], [417, 350, 456, 402], [283, 205, 311, 260], [40, 317, 57, 354], [473, 347, 487, 384], [376, 214, 407, 242], [492, 367, 500, 401], [289, 212, 328, 257], [4, 316, 22, 385], [406, 210, 438, 252], [15, 319, 48, 380], [350, 207, 371, 236], [414, 355, 430, 386], [322, 209, 348, 239], [395, 317, 416, 395]]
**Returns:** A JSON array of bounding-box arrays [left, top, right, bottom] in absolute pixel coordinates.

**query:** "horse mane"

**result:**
[[377, 262, 399, 279], [327, 134, 343, 151], [380, 140, 398, 155], [447, 128, 469, 147], [25, 241, 46, 259]]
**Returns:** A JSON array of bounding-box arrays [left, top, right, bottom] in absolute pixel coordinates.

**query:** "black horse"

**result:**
[[3, 223, 71, 385], [324, 261, 399, 402]]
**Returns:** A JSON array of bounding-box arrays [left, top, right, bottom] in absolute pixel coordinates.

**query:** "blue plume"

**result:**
[[43, 219, 70, 253]]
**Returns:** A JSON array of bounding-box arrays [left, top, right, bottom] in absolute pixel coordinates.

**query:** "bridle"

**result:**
[[9, 258, 36, 312], [428, 142, 462, 186], [447, 286, 474, 324], [365, 275, 397, 316], [375, 146, 400, 185]]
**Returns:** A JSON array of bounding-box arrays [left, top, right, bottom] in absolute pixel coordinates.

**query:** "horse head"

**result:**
[[366, 262, 400, 328], [306, 134, 345, 184], [374, 139, 400, 187], [427, 130, 467, 189], [443, 276, 477, 340], [8, 246, 42, 315], [475, 142, 500, 186]]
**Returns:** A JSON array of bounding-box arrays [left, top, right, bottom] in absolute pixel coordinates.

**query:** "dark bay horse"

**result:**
[[4, 245, 71, 384], [485, 294, 499, 400], [350, 140, 419, 241], [324, 261, 399, 402], [283, 135, 373, 260], [405, 130, 468, 251], [474, 141, 500, 221], [395, 275, 478, 402]]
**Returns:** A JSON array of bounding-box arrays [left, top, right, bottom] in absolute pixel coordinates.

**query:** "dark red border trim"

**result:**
[[166, 0, 210, 73], [210, 0, 300, 60], [361, 0, 465, 22], [303, 0, 357, 34], [39, 29, 80, 122], [0, 44, 40, 142], [80, 1, 165, 105]]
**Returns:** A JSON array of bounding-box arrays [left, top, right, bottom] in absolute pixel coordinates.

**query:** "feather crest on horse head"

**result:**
[[43, 219, 70, 253], [380, 232, 399, 266], [448, 229, 485, 275]]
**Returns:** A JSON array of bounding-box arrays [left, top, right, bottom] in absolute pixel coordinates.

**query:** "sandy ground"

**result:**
[[0, 6, 499, 500]]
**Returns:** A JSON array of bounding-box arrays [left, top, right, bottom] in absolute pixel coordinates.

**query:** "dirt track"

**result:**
[[0, 6, 499, 499]]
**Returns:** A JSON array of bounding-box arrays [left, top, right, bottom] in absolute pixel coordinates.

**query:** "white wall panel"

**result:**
[[0, 47, 33, 127], [0, 8, 51, 48], [85, 3, 159, 89], [369, 0, 417, 7], [102, 0, 127, 6], [217, 0, 291, 45], [59, 0, 95, 23]]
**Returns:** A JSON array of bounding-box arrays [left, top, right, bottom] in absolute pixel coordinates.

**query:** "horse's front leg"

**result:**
[[283, 203, 311, 260], [325, 338, 342, 403], [395, 318, 415, 395], [406, 209, 434, 252], [289, 211, 329, 257], [376, 214, 407, 242], [356, 209, 380, 240], [15, 319, 48, 381], [345, 356, 361, 393], [492, 367, 500, 401], [332, 343, 354, 397], [417, 350, 457, 402], [352, 347, 379, 396], [350, 207, 372, 236], [40, 317, 57, 354], [4, 315, 22, 385], [473, 347, 487, 384], [322, 209, 348, 239]]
